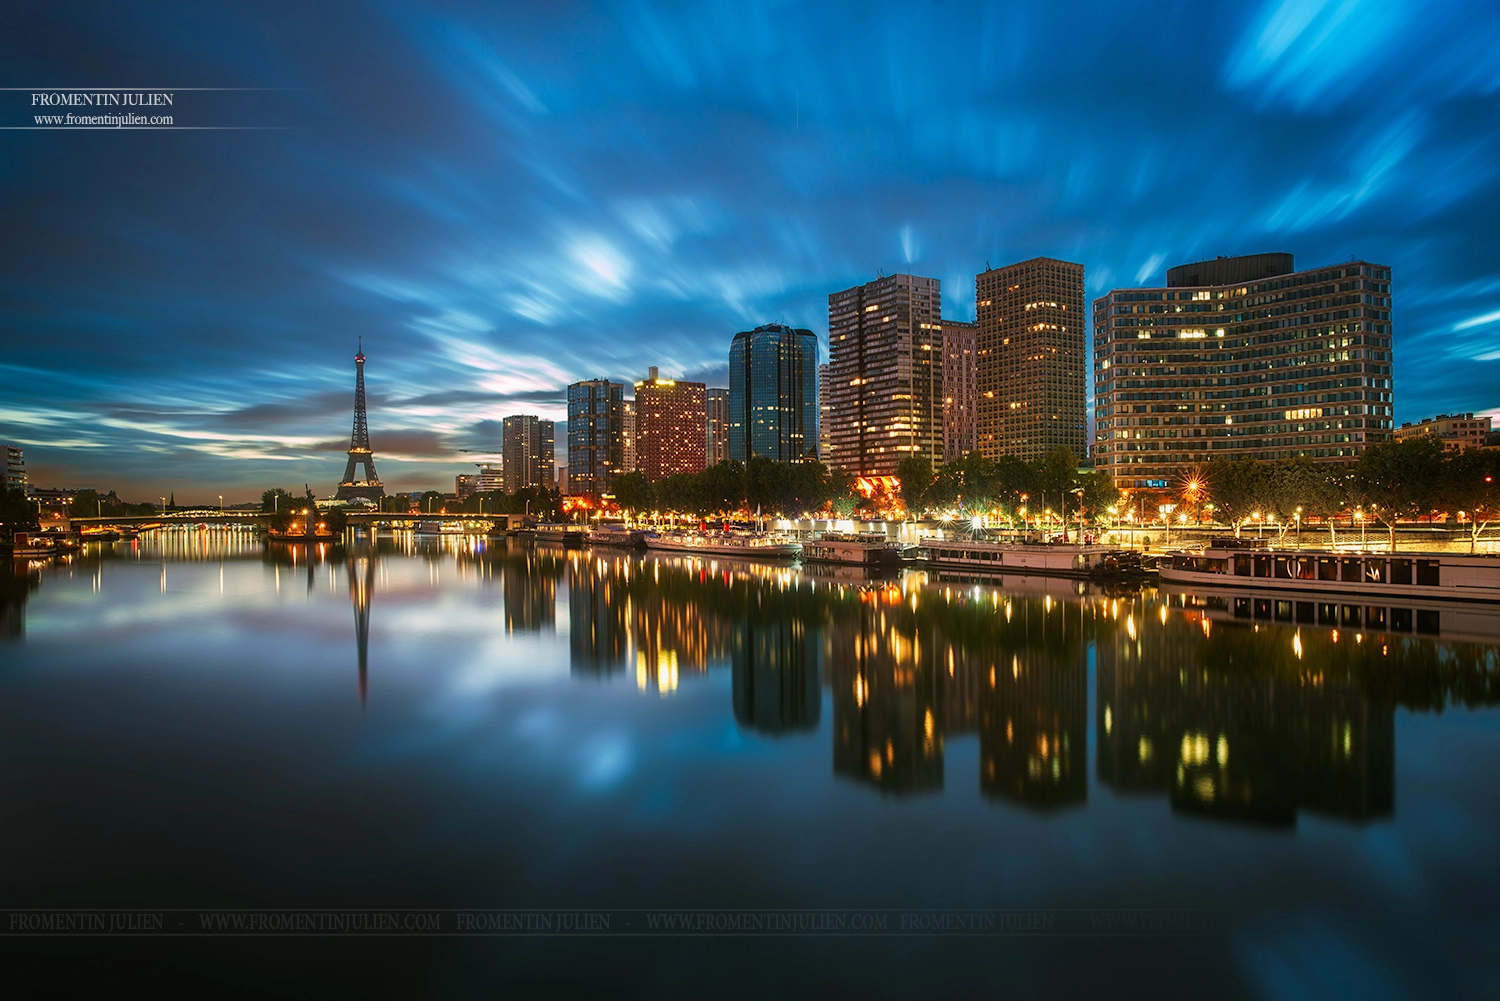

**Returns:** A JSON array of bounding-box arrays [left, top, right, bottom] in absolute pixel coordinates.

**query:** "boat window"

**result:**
[[1340, 559, 1361, 583], [1318, 558, 1338, 581], [1390, 559, 1412, 585], [1234, 554, 1251, 576], [1416, 560, 1441, 587], [1296, 558, 1317, 581], [1275, 556, 1293, 579], [1364, 560, 1385, 583], [1207, 558, 1227, 574], [1253, 555, 1272, 578], [1390, 608, 1412, 632]]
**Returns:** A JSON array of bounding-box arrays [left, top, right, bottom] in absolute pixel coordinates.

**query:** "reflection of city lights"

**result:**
[[1293, 632, 1303, 660], [1158, 605, 1168, 626], [1103, 705, 1112, 735], [1126, 614, 1137, 640], [853, 674, 867, 708]]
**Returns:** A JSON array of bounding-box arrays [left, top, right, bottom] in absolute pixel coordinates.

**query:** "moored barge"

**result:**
[[1158, 542, 1500, 603]]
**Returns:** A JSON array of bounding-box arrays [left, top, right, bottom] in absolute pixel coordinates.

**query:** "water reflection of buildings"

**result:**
[[568, 553, 734, 692], [978, 638, 1087, 810], [732, 613, 820, 734], [502, 548, 558, 634], [1095, 604, 1394, 826], [827, 590, 943, 795], [1, 560, 42, 639]]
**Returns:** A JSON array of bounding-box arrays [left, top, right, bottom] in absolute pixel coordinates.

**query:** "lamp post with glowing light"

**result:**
[[1159, 503, 1176, 547], [1294, 506, 1302, 549]]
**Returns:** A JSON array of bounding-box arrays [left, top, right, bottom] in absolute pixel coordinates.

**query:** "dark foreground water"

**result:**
[[2, 532, 1498, 999]]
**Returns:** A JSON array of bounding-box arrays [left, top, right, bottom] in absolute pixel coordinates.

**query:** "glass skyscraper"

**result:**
[[727, 323, 820, 463], [566, 379, 625, 497]]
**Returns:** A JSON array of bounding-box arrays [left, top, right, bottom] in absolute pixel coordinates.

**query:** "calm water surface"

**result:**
[[2, 531, 1498, 998]]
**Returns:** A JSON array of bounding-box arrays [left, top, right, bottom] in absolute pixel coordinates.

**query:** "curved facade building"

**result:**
[[727, 323, 820, 463]]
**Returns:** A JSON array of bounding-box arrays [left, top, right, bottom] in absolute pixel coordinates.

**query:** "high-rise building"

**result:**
[[727, 323, 820, 463], [1093, 254, 1395, 489], [705, 388, 730, 465], [975, 258, 1086, 463], [454, 474, 478, 499], [1, 444, 24, 493], [501, 415, 555, 493], [634, 367, 707, 481], [621, 399, 637, 473], [941, 319, 977, 461], [826, 273, 942, 475], [566, 379, 626, 496]]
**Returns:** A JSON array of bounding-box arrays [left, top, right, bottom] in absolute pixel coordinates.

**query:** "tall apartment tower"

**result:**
[[826, 273, 942, 475], [727, 323, 820, 463], [621, 399, 637, 473], [634, 367, 707, 481], [975, 258, 1086, 462], [941, 320, 978, 461], [501, 415, 555, 493], [566, 379, 626, 497], [1093, 253, 1395, 489], [1, 444, 24, 493], [705, 388, 730, 465]]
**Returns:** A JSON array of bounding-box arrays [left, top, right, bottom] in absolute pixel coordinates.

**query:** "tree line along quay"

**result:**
[[3, 436, 1495, 551]]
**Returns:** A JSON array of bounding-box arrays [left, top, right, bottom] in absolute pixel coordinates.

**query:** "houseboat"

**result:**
[[529, 524, 587, 546], [923, 538, 1145, 578], [644, 531, 802, 560], [800, 532, 905, 567], [1158, 541, 1500, 603], [587, 525, 648, 549], [413, 520, 465, 537]]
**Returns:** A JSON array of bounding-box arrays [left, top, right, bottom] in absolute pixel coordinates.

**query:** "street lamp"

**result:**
[[1355, 507, 1366, 550], [1159, 503, 1176, 547], [1295, 506, 1302, 549], [218, 494, 223, 516], [1252, 511, 1262, 540]]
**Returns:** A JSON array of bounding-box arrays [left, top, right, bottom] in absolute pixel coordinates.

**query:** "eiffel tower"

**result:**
[[335, 340, 385, 503]]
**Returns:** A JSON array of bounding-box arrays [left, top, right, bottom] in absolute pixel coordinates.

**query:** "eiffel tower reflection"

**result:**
[[347, 547, 376, 706]]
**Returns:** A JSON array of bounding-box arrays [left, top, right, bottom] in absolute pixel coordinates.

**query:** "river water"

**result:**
[[2, 531, 1497, 998]]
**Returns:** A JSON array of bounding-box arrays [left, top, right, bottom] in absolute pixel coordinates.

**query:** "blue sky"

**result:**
[[2, 0, 1498, 500]]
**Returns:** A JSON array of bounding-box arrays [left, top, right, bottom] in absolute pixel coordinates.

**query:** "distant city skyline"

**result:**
[[3, 2, 1500, 499]]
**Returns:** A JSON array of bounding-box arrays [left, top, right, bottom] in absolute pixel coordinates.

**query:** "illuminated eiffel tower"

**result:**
[[335, 340, 385, 502]]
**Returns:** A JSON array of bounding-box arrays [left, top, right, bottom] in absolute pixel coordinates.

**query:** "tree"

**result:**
[[828, 467, 859, 518], [1448, 448, 1500, 552], [896, 455, 935, 518], [1355, 438, 1446, 551], [613, 471, 654, 515], [261, 488, 297, 513], [1075, 470, 1120, 525], [1204, 458, 1269, 537], [418, 490, 446, 514], [0, 487, 39, 533]]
